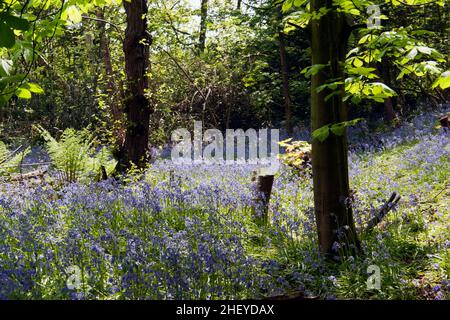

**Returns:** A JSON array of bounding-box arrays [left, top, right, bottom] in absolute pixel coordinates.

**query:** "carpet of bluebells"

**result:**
[[0, 107, 449, 300]]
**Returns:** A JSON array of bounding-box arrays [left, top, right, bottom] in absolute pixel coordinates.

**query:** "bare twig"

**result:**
[[159, 47, 207, 101], [0, 145, 23, 165]]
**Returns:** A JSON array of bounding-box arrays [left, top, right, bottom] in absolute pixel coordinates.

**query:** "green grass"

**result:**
[[254, 135, 449, 300]]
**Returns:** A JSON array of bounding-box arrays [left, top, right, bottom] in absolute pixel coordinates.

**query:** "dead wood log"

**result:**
[[0, 162, 52, 169], [9, 168, 48, 182]]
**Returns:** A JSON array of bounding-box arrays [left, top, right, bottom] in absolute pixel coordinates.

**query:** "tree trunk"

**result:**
[[310, 0, 359, 257], [120, 0, 152, 170], [198, 0, 208, 53], [384, 96, 395, 123], [377, 59, 395, 123], [278, 30, 293, 135], [381, 59, 395, 123], [254, 174, 275, 225], [97, 9, 125, 147]]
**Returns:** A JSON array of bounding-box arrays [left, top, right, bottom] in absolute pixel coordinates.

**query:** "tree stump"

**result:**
[[254, 174, 274, 225], [440, 116, 449, 133]]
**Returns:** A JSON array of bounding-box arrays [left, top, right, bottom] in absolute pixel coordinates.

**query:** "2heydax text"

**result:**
[[176, 303, 275, 318]]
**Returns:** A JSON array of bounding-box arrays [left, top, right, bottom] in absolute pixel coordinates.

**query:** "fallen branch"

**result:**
[[426, 184, 449, 203], [0, 162, 52, 169], [9, 168, 48, 182], [365, 192, 401, 233], [264, 290, 319, 301]]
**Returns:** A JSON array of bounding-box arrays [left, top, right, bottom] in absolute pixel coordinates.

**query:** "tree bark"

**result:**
[[310, 0, 360, 257], [378, 59, 395, 123], [254, 174, 275, 225], [198, 0, 208, 53], [278, 30, 293, 135], [97, 8, 125, 147], [120, 0, 152, 170]]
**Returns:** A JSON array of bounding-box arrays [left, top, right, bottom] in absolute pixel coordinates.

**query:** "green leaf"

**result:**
[[26, 83, 44, 94], [16, 87, 32, 99], [439, 72, 450, 89], [65, 6, 82, 24], [348, 67, 377, 77], [416, 61, 441, 75], [302, 64, 327, 77], [432, 71, 450, 90], [294, 0, 306, 6], [411, 30, 434, 36], [330, 123, 346, 136], [406, 48, 418, 60], [358, 35, 371, 44], [417, 46, 432, 55], [0, 23, 16, 48], [0, 95, 8, 107], [353, 58, 363, 68], [0, 59, 12, 76], [312, 125, 331, 142], [372, 85, 383, 95], [330, 119, 363, 136], [3, 14, 30, 31], [282, 0, 294, 12], [396, 69, 409, 80], [0, 74, 25, 85]]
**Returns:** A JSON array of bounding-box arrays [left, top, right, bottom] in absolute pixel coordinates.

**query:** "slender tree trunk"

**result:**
[[381, 59, 395, 123], [97, 9, 125, 146], [198, 0, 208, 53], [278, 30, 293, 135], [310, 0, 360, 257], [378, 6, 396, 123], [120, 0, 152, 170], [237, 0, 242, 10]]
